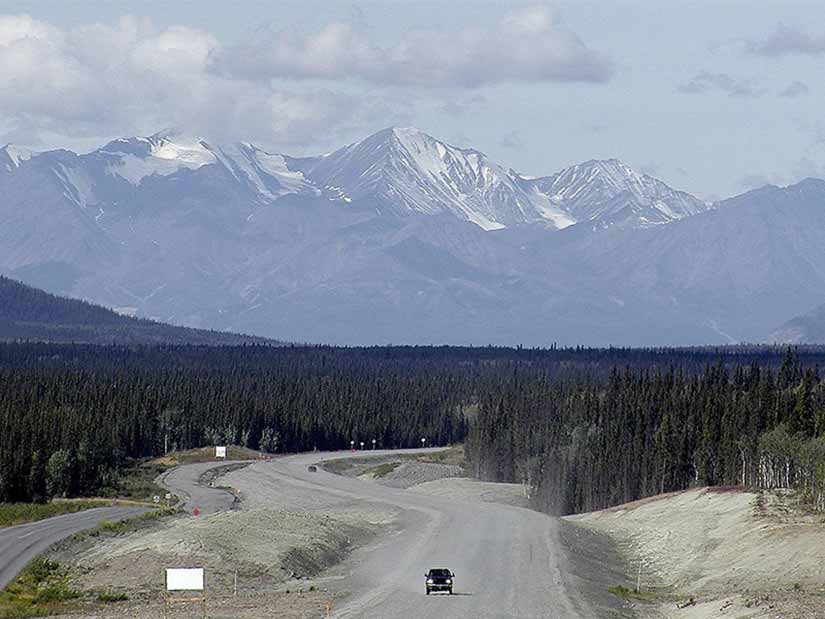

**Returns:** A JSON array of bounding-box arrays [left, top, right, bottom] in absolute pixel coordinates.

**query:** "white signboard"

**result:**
[[166, 568, 204, 591], [215, 446, 227, 459]]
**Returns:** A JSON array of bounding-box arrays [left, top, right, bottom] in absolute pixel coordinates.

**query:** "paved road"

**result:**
[[0, 506, 147, 590], [227, 450, 596, 619]]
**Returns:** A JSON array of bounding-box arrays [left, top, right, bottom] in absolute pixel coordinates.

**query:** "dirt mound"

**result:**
[[62, 508, 379, 597], [568, 487, 825, 618], [409, 477, 529, 507], [369, 461, 463, 489]]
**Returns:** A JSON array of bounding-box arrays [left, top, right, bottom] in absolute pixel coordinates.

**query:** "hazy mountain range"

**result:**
[[1, 127, 823, 345]]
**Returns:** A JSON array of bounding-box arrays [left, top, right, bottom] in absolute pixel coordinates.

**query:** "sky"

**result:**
[[1, 0, 824, 200]]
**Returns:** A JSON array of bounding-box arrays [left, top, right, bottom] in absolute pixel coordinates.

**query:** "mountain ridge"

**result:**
[[2, 127, 823, 346], [1, 126, 709, 232]]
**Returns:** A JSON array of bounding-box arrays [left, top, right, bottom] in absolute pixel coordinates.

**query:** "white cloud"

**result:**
[[747, 24, 825, 57], [677, 72, 763, 98], [778, 80, 810, 98], [212, 4, 613, 87], [0, 14, 373, 149]]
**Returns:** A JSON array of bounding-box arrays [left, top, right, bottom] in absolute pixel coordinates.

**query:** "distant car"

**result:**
[[307, 465, 318, 472], [424, 568, 454, 595]]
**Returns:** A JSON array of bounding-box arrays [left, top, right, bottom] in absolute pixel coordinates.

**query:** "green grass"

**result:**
[[0, 558, 81, 618], [96, 590, 128, 603], [151, 445, 264, 466], [100, 461, 170, 504], [0, 501, 113, 528], [416, 445, 465, 467], [89, 508, 173, 538], [607, 585, 660, 602], [364, 462, 403, 478]]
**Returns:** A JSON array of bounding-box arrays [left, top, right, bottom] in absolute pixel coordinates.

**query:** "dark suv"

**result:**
[[424, 568, 454, 595]]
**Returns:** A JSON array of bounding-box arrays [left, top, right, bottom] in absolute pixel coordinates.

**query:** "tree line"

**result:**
[[465, 350, 825, 514], [2, 342, 825, 508]]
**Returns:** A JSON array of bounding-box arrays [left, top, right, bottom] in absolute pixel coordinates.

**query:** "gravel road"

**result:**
[[224, 450, 598, 619], [0, 506, 146, 590], [156, 460, 248, 514]]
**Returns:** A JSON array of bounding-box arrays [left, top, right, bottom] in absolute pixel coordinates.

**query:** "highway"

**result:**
[[224, 450, 599, 619], [0, 506, 147, 590]]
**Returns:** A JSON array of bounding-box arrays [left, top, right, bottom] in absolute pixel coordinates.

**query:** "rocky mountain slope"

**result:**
[[770, 303, 825, 344]]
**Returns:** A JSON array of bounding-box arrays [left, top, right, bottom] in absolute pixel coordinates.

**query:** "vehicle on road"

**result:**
[[307, 465, 318, 472], [425, 568, 454, 595]]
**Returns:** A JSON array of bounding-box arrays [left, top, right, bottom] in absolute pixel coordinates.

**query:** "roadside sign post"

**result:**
[[372, 438, 376, 450], [350, 440, 355, 452], [360, 441, 364, 450], [165, 493, 172, 508], [421, 437, 426, 448], [215, 446, 226, 459], [163, 568, 206, 619]]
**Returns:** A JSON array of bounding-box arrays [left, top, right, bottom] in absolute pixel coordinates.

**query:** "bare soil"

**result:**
[[567, 487, 825, 618]]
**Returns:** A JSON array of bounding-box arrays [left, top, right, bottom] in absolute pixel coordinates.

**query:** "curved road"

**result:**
[[156, 460, 248, 515], [223, 450, 597, 619], [0, 506, 147, 590]]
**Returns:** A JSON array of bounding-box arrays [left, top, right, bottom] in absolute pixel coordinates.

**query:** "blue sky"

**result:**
[[2, 0, 824, 199]]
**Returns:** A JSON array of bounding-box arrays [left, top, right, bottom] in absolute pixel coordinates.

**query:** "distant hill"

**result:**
[[0, 275, 272, 345], [769, 303, 825, 344]]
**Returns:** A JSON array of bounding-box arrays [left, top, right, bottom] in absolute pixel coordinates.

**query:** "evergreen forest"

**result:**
[[2, 342, 825, 516]]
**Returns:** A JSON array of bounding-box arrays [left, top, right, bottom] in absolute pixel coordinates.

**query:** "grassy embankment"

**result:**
[[0, 501, 114, 529], [0, 555, 138, 618], [325, 444, 466, 477]]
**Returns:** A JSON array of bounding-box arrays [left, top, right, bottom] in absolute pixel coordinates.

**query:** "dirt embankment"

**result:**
[[568, 487, 825, 619], [45, 463, 382, 618]]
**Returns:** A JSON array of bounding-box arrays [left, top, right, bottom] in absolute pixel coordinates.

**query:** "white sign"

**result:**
[[153, 495, 160, 504], [215, 446, 227, 459], [166, 568, 204, 591]]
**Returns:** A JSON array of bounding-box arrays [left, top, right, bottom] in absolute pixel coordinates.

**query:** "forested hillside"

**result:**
[[466, 350, 825, 515], [0, 275, 269, 345], [2, 343, 825, 508]]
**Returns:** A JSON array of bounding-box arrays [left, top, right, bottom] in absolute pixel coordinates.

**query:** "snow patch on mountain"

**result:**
[[2, 145, 33, 170], [215, 143, 315, 199], [104, 134, 216, 185], [53, 163, 95, 208], [2, 126, 709, 233], [528, 159, 709, 227]]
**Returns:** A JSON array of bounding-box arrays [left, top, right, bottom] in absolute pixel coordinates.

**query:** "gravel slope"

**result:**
[[568, 487, 825, 618]]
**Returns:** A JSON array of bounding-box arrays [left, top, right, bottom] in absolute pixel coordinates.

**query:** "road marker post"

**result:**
[[325, 600, 333, 618], [636, 559, 643, 593]]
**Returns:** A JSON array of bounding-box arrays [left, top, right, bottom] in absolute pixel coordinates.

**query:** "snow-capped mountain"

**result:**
[[0, 127, 707, 232], [525, 159, 709, 229], [98, 132, 316, 200], [293, 127, 709, 230], [3, 126, 821, 346], [293, 127, 562, 230]]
